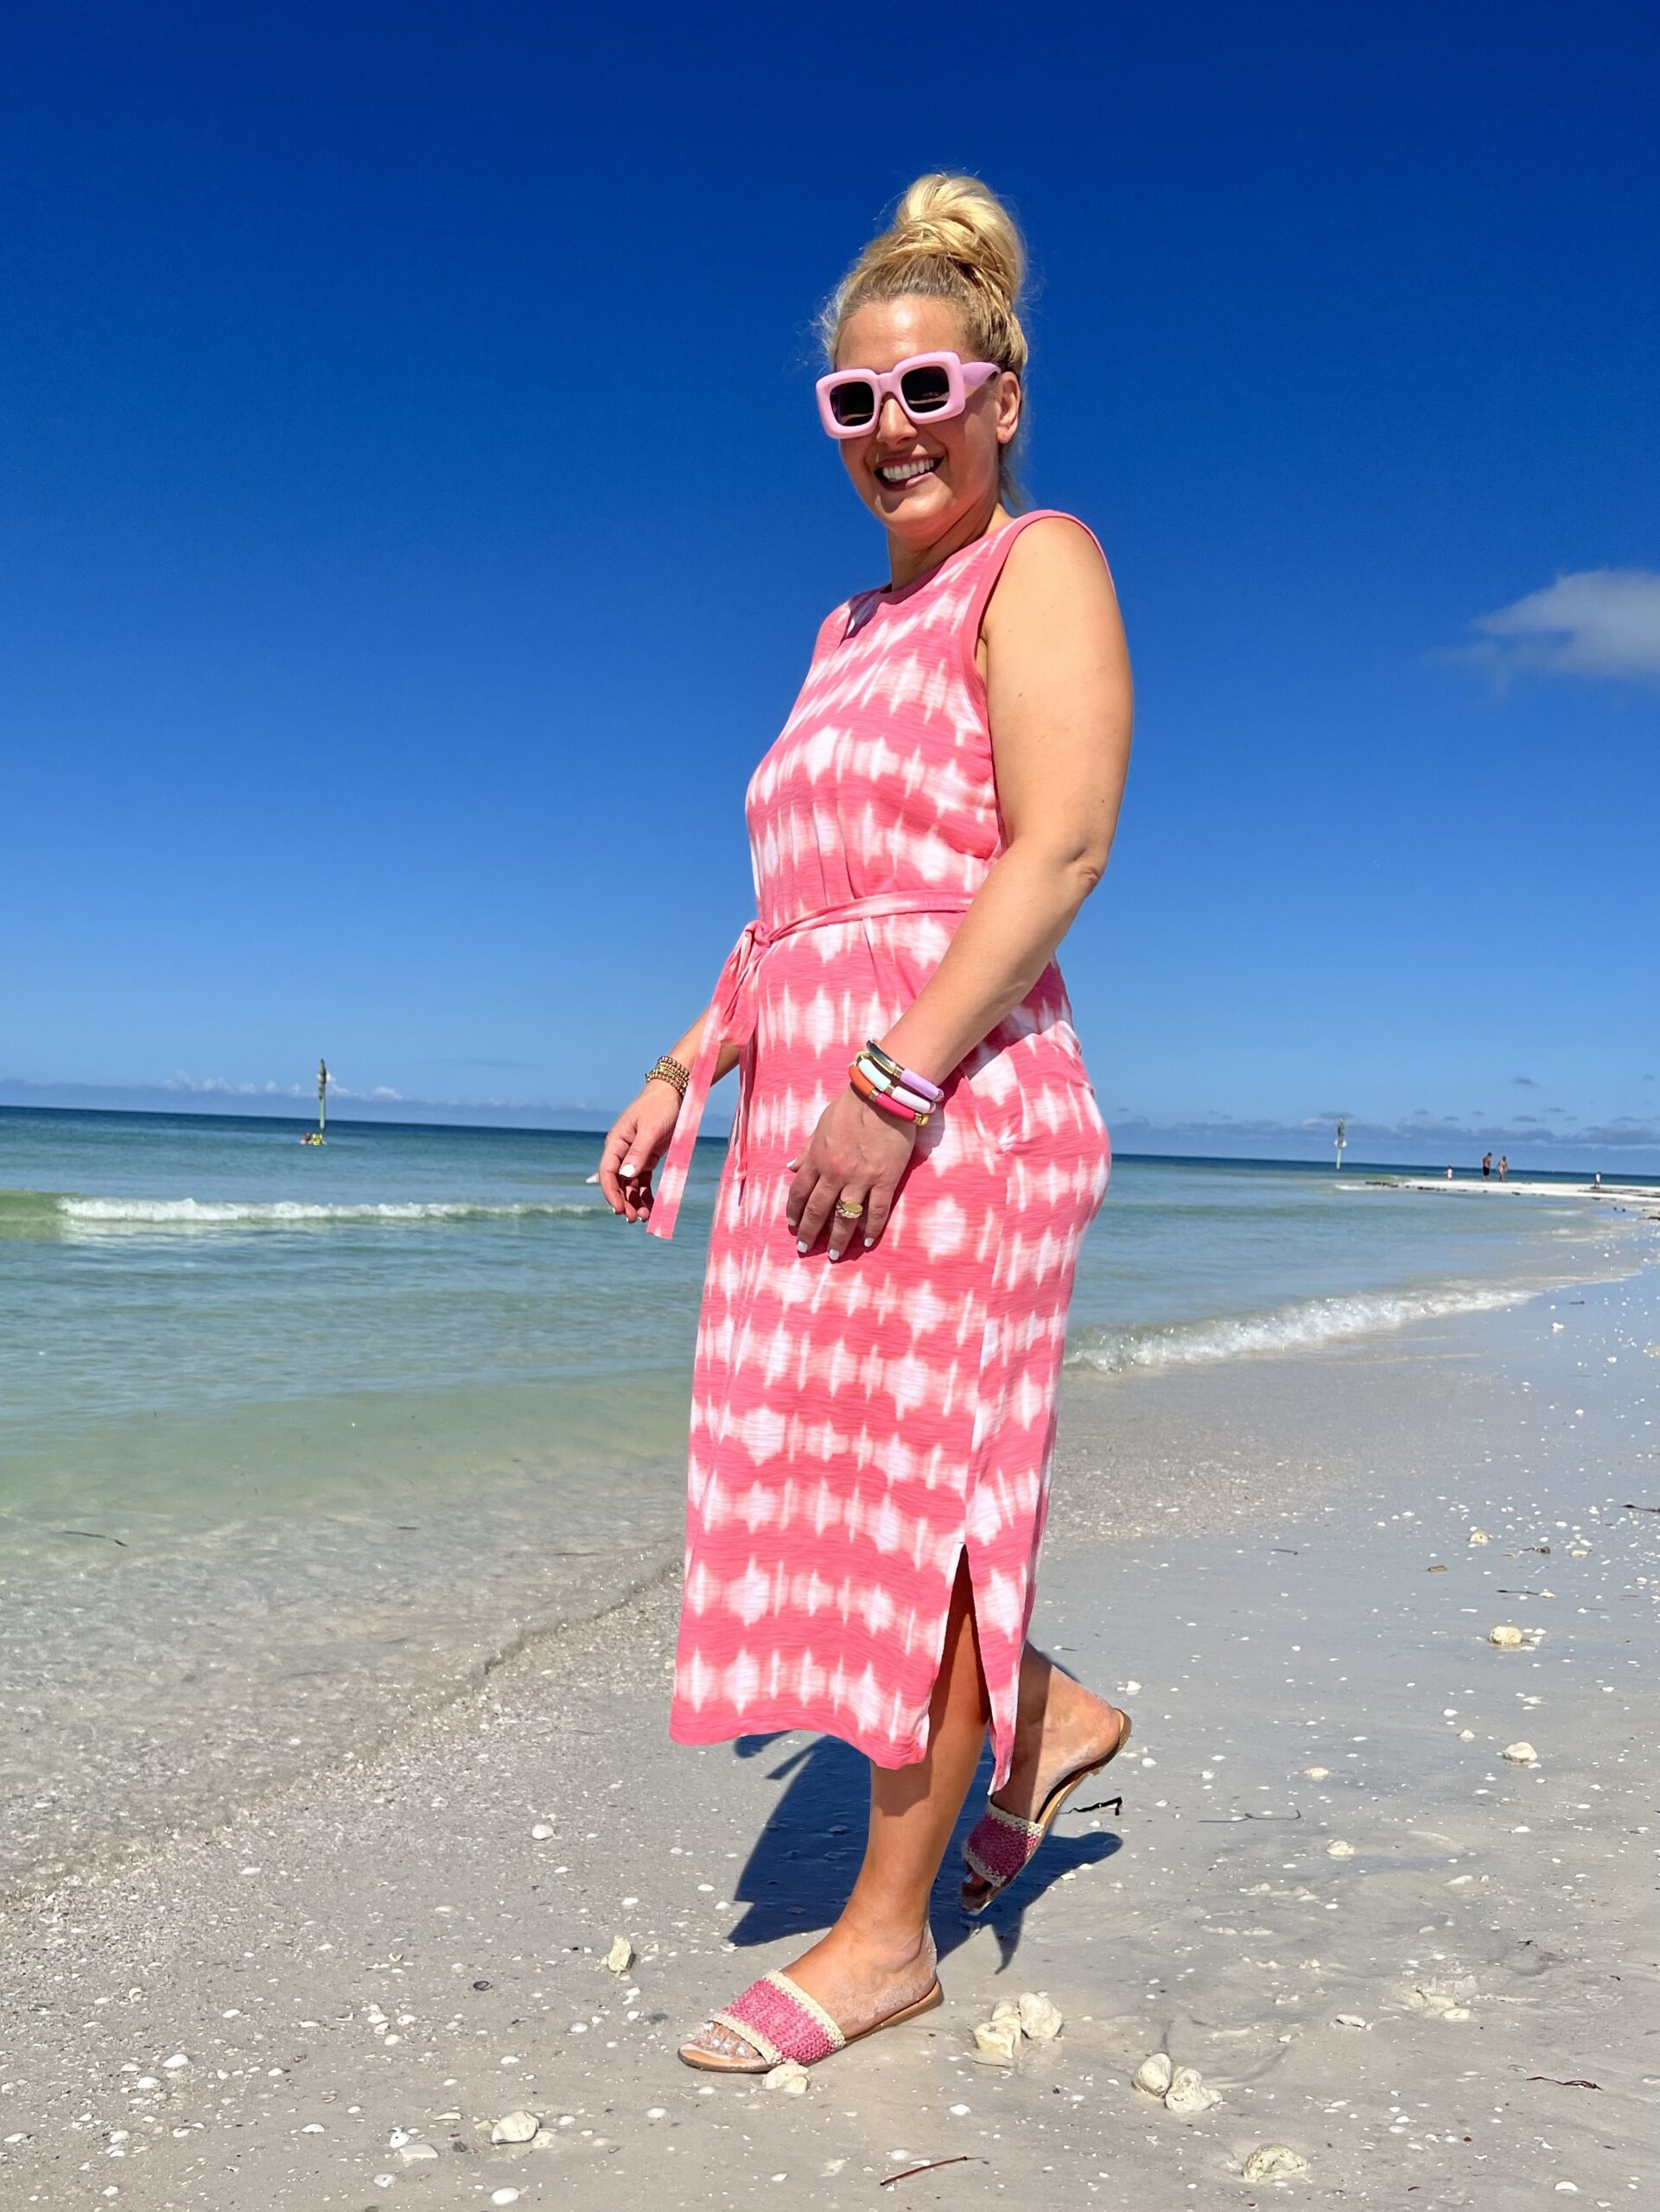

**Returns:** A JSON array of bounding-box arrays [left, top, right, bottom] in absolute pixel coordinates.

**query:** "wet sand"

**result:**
[[3, 1263, 1656, 2209]]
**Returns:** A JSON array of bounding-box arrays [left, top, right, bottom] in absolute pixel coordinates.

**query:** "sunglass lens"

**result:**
[[829, 378, 877, 429], [900, 364, 952, 413]]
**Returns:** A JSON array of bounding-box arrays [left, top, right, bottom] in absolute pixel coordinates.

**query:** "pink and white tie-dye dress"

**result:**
[[646, 510, 1111, 1789]]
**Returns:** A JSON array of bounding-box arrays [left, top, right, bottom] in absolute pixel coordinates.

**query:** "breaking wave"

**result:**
[[1068, 1281, 1534, 1374], [1, 1188, 604, 1235]]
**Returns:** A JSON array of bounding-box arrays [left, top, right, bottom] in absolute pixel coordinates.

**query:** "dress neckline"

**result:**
[[865, 516, 1019, 610]]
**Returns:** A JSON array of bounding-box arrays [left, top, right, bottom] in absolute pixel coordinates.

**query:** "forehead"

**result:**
[[836, 294, 965, 371]]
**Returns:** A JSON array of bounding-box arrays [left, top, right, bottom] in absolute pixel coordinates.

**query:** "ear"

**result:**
[[995, 371, 1022, 448]]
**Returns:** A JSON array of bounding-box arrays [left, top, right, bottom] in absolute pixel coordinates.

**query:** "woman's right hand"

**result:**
[[598, 1080, 683, 1224]]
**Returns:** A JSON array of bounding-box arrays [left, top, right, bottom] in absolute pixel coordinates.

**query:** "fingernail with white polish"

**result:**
[[863, 1236, 876, 1248], [828, 1249, 841, 1262], [797, 1241, 809, 1255], [621, 1162, 638, 1176]]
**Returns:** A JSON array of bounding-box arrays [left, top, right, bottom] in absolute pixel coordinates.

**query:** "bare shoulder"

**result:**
[[982, 514, 1121, 643]]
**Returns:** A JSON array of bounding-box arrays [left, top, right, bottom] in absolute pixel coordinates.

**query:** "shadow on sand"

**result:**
[[722, 1731, 1124, 1974]]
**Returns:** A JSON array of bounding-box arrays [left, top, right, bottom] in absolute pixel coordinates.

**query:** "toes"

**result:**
[[679, 2020, 765, 2067]]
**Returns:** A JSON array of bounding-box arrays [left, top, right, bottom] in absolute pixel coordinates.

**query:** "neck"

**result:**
[[886, 491, 1011, 589]]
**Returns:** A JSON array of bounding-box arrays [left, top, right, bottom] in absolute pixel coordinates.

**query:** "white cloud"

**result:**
[[1465, 568, 1660, 683]]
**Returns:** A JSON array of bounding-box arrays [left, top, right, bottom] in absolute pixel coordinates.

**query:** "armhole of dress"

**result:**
[[956, 509, 1108, 715], [815, 601, 857, 661]]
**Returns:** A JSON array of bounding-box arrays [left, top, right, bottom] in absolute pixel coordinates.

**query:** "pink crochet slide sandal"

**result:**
[[678, 1967, 944, 2075], [960, 1710, 1133, 1915]]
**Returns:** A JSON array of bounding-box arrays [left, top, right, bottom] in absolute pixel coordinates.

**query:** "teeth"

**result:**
[[877, 458, 938, 483]]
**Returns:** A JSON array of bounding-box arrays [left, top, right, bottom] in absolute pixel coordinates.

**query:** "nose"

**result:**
[[875, 392, 913, 442]]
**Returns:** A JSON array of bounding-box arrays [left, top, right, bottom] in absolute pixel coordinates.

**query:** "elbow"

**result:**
[[1058, 847, 1108, 907], [1003, 830, 1111, 906], [1070, 851, 1107, 898]]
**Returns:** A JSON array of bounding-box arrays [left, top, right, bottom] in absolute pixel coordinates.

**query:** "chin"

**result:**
[[872, 481, 958, 534]]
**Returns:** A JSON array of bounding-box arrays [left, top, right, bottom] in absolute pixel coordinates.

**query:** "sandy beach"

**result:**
[[3, 1225, 1656, 2210]]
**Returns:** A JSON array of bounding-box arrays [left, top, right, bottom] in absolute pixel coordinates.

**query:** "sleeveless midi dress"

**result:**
[[647, 510, 1111, 1789]]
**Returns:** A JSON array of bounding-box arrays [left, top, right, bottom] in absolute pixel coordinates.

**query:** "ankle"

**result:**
[[832, 1903, 934, 1971], [1015, 1648, 1058, 1728]]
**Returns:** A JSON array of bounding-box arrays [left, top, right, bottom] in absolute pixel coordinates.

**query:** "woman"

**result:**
[[599, 174, 1135, 2072]]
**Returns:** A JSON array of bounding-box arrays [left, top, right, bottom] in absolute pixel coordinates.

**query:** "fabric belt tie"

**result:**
[[645, 889, 976, 1242]]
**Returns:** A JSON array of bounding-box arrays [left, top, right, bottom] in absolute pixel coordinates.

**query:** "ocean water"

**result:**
[[2, 1106, 1651, 1890]]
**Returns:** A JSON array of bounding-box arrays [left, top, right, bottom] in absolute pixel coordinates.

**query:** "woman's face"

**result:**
[[834, 296, 1020, 543]]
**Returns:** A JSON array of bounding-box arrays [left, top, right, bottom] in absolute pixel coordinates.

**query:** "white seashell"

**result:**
[[1459, 1728, 1476, 1740], [1325, 1840, 1355, 1859], [1409, 1980, 1475, 2018], [1243, 2144, 1311, 2179], [162, 2054, 189, 2071], [1488, 1624, 1524, 1649], [971, 2019, 1019, 2065], [530, 1822, 556, 1840], [605, 1936, 634, 1974], [386, 2126, 413, 2147], [1303, 1766, 1330, 1780], [1164, 2066, 1220, 2115], [491, 2193, 522, 2208], [1331, 2013, 1368, 2029], [1467, 1529, 1491, 1546], [1017, 1992, 1063, 2042], [396, 2140, 439, 2163], [490, 2111, 541, 2145], [1503, 1741, 1539, 1764], [764, 2061, 810, 2095], [1133, 2052, 1173, 2096]]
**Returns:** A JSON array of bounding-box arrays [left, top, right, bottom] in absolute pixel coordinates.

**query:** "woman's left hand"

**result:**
[[786, 1086, 918, 1259]]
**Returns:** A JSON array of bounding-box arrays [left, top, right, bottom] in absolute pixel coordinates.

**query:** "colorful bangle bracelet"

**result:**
[[849, 1061, 930, 1126], [852, 1054, 934, 1117], [862, 1039, 944, 1103], [645, 1054, 690, 1096]]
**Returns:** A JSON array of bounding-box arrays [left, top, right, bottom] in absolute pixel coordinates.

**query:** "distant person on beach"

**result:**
[[600, 175, 1134, 2073], [1498, 1154, 1509, 1181], [1482, 1152, 1492, 1179], [1446, 1166, 1453, 1179]]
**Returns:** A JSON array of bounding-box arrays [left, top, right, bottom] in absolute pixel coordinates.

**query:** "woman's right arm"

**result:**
[[597, 1018, 744, 1224]]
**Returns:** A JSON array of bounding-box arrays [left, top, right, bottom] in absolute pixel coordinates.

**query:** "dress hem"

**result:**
[[670, 1706, 934, 1774]]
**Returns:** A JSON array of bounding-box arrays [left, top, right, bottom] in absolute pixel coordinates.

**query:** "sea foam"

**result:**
[[53, 1195, 603, 1230], [1068, 1281, 1533, 1374]]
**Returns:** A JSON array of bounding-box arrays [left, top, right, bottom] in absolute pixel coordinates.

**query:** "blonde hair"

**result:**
[[819, 173, 1030, 505]]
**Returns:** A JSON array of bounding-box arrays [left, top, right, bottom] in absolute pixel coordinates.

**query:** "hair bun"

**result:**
[[887, 174, 1025, 316]]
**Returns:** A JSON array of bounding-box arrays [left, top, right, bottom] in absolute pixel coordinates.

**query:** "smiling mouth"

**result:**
[[874, 455, 941, 486]]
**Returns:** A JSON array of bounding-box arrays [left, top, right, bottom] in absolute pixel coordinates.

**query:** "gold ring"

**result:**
[[833, 1198, 865, 1219]]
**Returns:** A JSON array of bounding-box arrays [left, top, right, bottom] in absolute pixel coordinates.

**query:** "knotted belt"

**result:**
[[645, 889, 976, 1242]]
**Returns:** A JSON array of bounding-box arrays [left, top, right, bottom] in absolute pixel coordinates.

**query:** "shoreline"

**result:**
[[3, 1255, 1656, 2206], [3, 1179, 1652, 1902]]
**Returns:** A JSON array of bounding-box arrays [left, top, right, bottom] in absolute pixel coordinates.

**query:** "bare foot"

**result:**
[[678, 1916, 938, 2069], [960, 1648, 1129, 1909]]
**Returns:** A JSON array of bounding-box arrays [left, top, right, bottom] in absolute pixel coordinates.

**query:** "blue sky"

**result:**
[[3, 3, 1656, 1166]]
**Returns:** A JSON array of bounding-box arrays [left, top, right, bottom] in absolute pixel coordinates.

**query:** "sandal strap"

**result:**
[[712, 1969, 845, 2066], [983, 1797, 1046, 1843], [963, 1802, 1046, 1891]]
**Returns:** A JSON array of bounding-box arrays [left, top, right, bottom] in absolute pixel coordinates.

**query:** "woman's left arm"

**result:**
[[877, 516, 1133, 1085], [787, 518, 1130, 1256]]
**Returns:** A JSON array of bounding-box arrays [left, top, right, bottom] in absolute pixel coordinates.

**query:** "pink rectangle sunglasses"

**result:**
[[816, 351, 999, 439]]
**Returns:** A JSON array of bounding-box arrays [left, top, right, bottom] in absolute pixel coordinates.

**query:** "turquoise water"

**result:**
[[1, 1106, 1650, 1889]]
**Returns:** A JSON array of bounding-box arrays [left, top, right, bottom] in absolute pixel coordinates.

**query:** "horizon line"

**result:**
[[3, 1096, 1657, 1185]]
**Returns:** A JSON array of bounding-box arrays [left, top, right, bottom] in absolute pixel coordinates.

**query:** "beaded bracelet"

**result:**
[[645, 1054, 690, 1097], [862, 1039, 944, 1104], [849, 1058, 931, 1127], [852, 1052, 934, 1117]]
